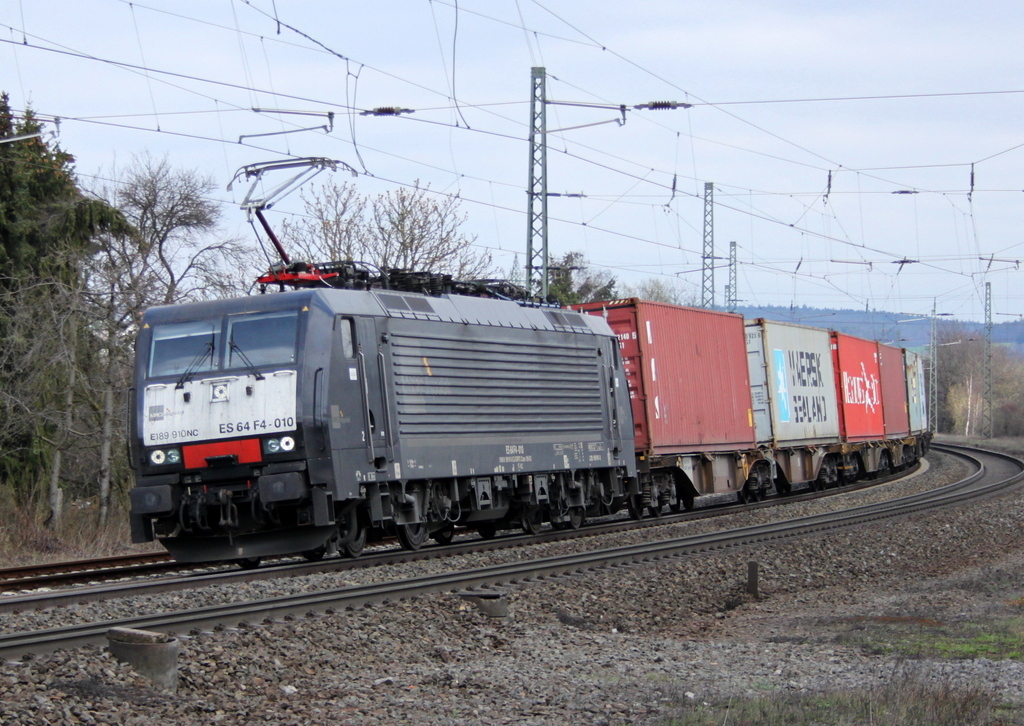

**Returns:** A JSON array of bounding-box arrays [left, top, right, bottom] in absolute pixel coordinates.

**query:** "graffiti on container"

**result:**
[[842, 362, 880, 412]]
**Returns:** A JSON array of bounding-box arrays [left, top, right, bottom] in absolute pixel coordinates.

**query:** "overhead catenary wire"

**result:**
[[3, 5, 1013, 319]]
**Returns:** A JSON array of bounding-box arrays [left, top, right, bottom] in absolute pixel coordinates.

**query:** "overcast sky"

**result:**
[[3, 0, 1022, 322]]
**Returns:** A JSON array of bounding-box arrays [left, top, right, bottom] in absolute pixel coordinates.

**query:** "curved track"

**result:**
[[2, 444, 1015, 661], [0, 457, 924, 609]]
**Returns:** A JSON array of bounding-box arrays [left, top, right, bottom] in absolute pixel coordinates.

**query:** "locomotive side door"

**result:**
[[353, 316, 393, 470], [325, 316, 379, 498]]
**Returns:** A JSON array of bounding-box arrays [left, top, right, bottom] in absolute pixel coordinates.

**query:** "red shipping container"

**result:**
[[877, 342, 910, 438], [573, 299, 756, 455], [830, 332, 884, 441]]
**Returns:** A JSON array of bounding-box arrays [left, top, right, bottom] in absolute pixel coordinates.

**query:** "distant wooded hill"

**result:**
[[734, 305, 1024, 352]]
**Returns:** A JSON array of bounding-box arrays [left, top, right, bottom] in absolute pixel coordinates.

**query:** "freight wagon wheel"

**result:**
[[235, 557, 261, 570], [647, 502, 663, 518], [476, 522, 498, 540], [626, 495, 644, 520], [814, 457, 836, 491], [521, 507, 544, 535], [744, 466, 769, 502], [431, 523, 456, 545], [669, 501, 681, 514], [841, 457, 861, 485], [397, 522, 429, 551]]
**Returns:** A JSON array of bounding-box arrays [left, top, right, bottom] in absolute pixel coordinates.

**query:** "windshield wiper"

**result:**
[[175, 340, 215, 389], [229, 340, 266, 382]]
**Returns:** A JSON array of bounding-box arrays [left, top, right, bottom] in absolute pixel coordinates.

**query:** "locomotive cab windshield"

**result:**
[[148, 310, 299, 379]]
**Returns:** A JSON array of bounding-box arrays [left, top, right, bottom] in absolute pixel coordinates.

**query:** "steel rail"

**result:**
[[0, 552, 171, 585], [1, 443, 1016, 661]]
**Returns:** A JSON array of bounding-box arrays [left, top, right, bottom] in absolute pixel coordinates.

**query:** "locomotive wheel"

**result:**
[[476, 522, 498, 540], [397, 522, 429, 551], [235, 557, 261, 570], [521, 507, 544, 535], [341, 526, 366, 558], [339, 510, 366, 558], [301, 545, 327, 562], [567, 506, 585, 530], [431, 523, 456, 545]]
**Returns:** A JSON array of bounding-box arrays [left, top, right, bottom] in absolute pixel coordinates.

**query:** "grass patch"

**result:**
[[0, 491, 158, 568], [838, 616, 1024, 661], [936, 434, 1024, 459], [662, 675, 1012, 726]]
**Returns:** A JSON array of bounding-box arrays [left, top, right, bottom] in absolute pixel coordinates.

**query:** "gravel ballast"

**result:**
[[4, 450, 1024, 725]]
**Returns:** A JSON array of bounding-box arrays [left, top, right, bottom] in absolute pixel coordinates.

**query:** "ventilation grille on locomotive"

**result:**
[[391, 331, 604, 437]]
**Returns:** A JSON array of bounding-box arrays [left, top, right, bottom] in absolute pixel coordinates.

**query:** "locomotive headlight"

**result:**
[[264, 436, 296, 455], [149, 448, 181, 466]]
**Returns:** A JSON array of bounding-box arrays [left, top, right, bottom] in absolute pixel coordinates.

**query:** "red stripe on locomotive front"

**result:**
[[183, 439, 262, 469]]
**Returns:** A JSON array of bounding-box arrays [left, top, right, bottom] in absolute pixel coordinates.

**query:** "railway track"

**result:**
[[0, 456, 925, 610], [1, 443, 1017, 661]]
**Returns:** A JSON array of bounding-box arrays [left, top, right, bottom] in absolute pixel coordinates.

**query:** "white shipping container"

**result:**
[[745, 319, 841, 446], [905, 349, 928, 434]]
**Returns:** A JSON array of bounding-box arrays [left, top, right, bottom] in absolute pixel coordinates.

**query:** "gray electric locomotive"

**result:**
[[128, 285, 636, 564]]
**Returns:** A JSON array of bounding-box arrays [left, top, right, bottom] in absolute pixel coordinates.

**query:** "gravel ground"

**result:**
[[4, 450, 1024, 725]]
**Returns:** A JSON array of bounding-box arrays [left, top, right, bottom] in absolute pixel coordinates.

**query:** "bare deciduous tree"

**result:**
[[108, 154, 249, 305], [81, 154, 249, 523], [367, 184, 491, 278], [281, 181, 364, 263], [282, 180, 492, 280], [0, 269, 90, 526], [547, 251, 616, 305], [618, 277, 699, 306]]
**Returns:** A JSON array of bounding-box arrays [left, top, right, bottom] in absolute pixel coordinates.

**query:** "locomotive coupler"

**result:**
[[217, 489, 240, 529]]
